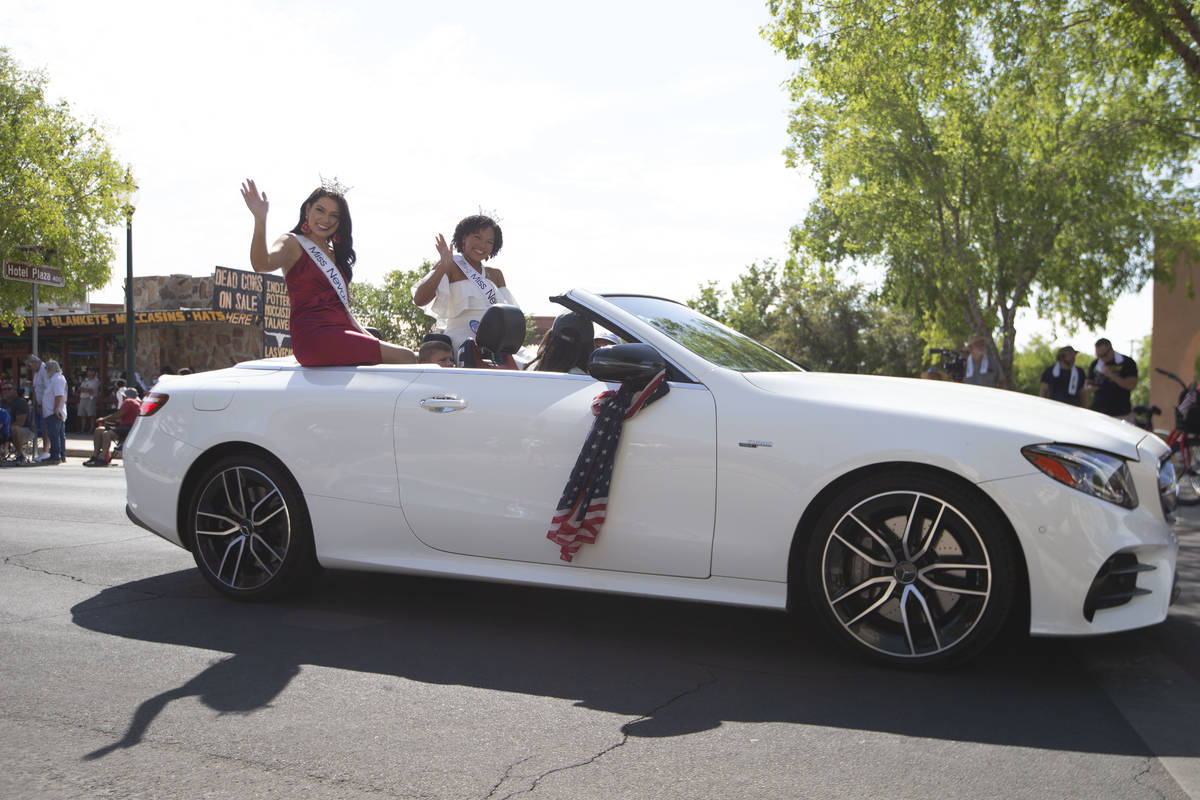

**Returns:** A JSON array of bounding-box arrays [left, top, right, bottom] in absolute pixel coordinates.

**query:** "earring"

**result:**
[[301, 222, 310, 234], [332, 233, 341, 244]]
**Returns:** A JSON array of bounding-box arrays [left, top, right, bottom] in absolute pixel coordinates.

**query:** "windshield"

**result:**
[[603, 295, 802, 373]]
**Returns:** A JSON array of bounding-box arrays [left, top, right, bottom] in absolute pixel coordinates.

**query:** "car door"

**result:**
[[393, 368, 716, 577]]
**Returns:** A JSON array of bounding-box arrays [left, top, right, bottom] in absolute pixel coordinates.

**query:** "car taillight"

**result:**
[[139, 392, 168, 416]]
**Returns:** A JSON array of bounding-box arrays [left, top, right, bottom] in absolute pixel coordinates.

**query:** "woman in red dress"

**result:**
[[241, 179, 415, 366]]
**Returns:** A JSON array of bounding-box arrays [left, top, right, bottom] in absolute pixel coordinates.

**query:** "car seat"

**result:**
[[458, 304, 525, 369]]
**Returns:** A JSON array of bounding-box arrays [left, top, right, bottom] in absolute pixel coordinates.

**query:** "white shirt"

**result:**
[[41, 372, 67, 419], [413, 268, 519, 353]]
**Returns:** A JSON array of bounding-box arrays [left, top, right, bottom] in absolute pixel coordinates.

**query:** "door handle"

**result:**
[[420, 395, 467, 413]]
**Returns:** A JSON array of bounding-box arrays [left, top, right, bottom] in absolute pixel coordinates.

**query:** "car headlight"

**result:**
[[1021, 443, 1138, 509]]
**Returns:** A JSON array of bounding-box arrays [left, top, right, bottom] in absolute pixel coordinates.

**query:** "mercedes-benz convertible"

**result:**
[[124, 290, 1180, 667]]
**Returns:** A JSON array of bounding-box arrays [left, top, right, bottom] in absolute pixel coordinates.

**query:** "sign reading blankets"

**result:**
[[546, 370, 670, 562]]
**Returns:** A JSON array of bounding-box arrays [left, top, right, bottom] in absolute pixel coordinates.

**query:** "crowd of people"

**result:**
[[0, 355, 161, 466], [923, 334, 1142, 420]]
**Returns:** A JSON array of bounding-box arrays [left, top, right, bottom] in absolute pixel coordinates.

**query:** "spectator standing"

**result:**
[[1087, 337, 1138, 418], [961, 334, 1000, 387], [77, 366, 100, 433], [25, 355, 51, 460], [1039, 346, 1087, 406], [41, 359, 68, 464]]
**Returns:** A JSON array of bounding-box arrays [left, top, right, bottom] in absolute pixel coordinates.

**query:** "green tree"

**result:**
[[0, 49, 134, 328], [689, 260, 926, 376], [353, 264, 435, 348], [1010, 335, 1059, 396], [763, 0, 1195, 386]]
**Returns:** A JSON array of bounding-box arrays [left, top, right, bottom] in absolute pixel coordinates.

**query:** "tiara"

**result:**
[[477, 205, 502, 223], [320, 175, 352, 195]]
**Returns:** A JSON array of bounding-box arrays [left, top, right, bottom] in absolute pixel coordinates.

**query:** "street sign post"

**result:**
[[4, 259, 65, 359], [3, 261, 65, 287]]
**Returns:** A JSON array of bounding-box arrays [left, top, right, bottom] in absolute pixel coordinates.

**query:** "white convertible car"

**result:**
[[124, 290, 1181, 667]]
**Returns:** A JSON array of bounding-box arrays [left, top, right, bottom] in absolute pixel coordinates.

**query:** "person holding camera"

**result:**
[[1086, 337, 1138, 418]]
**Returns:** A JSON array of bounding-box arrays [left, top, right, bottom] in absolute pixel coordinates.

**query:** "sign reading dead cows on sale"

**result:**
[[212, 266, 292, 357], [213, 267, 264, 320]]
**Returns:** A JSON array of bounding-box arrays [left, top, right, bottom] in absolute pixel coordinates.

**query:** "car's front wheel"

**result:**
[[804, 472, 1019, 668], [186, 453, 316, 600]]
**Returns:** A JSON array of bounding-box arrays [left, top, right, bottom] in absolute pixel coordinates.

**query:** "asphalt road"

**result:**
[[2, 462, 1198, 800]]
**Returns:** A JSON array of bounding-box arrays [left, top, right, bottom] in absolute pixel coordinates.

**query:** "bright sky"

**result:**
[[2, 0, 1153, 355]]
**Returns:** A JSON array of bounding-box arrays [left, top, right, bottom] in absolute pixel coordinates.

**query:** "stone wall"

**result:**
[[133, 274, 213, 311], [135, 321, 261, 375], [131, 274, 262, 373]]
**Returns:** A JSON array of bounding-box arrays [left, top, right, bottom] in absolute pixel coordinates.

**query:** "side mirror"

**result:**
[[589, 343, 666, 388]]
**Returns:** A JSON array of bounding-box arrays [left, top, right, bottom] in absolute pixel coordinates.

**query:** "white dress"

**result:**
[[413, 266, 518, 353]]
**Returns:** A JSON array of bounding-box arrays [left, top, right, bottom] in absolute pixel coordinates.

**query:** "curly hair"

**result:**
[[291, 188, 357, 279], [452, 215, 503, 259]]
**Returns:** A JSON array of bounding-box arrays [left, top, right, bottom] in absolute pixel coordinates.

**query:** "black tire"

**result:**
[[803, 471, 1019, 668], [185, 452, 317, 600]]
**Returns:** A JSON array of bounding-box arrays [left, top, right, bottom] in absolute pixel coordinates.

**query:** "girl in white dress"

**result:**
[[412, 215, 518, 353]]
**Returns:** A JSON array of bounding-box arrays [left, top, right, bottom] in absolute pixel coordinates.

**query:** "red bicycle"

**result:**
[[1155, 367, 1200, 506]]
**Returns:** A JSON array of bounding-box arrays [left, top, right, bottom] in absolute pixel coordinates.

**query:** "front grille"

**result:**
[[1083, 552, 1155, 622]]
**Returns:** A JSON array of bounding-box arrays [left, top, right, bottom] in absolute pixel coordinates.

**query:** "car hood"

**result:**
[[742, 371, 1147, 461]]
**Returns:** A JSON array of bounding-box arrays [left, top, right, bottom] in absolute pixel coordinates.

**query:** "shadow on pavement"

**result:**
[[71, 561, 1199, 760]]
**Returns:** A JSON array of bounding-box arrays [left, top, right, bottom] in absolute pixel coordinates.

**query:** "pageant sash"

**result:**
[[453, 253, 499, 306], [295, 235, 369, 335]]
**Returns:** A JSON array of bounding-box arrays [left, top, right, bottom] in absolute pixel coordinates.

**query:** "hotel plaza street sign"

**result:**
[[3, 260, 66, 287]]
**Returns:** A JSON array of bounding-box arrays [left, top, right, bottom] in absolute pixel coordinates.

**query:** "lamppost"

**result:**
[[123, 193, 138, 388]]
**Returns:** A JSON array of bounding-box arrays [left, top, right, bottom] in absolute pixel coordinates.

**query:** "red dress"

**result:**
[[285, 249, 382, 366]]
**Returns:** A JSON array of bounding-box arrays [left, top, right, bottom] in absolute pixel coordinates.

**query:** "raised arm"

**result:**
[[412, 233, 457, 306], [241, 179, 301, 274]]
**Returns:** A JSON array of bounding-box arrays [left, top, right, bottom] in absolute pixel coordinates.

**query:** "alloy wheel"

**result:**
[[818, 489, 993, 660], [192, 466, 292, 592]]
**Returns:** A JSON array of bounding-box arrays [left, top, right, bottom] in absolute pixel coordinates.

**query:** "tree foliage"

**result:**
[[763, 0, 1198, 385], [352, 264, 436, 348], [689, 260, 927, 376], [0, 49, 134, 328]]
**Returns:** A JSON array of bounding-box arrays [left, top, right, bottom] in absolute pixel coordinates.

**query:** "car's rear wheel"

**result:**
[[186, 453, 316, 600], [804, 472, 1019, 668]]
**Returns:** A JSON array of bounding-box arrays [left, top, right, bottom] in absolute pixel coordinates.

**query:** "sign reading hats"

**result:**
[[3, 260, 65, 287]]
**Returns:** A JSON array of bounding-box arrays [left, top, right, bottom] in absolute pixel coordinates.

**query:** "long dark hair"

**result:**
[[531, 312, 594, 373], [291, 188, 356, 279]]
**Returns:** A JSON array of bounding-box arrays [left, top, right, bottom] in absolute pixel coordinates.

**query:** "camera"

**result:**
[[929, 347, 966, 381]]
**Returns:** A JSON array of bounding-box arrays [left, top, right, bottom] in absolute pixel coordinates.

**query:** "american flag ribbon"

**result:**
[[547, 370, 670, 562]]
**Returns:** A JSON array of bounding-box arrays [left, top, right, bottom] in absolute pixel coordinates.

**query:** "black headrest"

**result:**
[[475, 304, 526, 356]]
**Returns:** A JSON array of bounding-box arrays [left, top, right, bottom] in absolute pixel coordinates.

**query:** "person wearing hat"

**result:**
[[961, 333, 1000, 387], [83, 388, 142, 467], [593, 331, 620, 350], [527, 312, 594, 374], [1039, 345, 1087, 406]]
